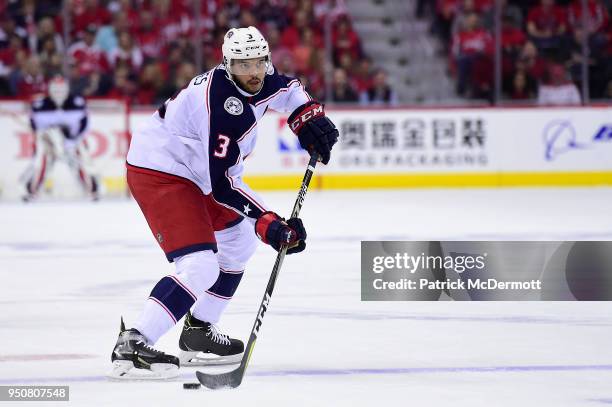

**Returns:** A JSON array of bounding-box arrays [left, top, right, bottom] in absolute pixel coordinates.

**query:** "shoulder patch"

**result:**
[[32, 98, 44, 109], [73, 96, 85, 106], [224, 96, 243, 116]]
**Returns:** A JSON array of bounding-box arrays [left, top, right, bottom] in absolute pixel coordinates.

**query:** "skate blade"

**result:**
[[178, 350, 242, 366], [107, 360, 179, 380]]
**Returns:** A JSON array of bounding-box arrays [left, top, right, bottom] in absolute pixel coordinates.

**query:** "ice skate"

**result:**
[[108, 318, 179, 380], [178, 311, 244, 366]]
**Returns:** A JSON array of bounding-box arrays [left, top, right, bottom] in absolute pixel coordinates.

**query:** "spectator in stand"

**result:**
[[0, 0, 374, 105], [71, 0, 112, 38], [604, 79, 612, 99], [266, 25, 291, 67], [452, 12, 493, 96], [515, 41, 548, 82], [0, 34, 26, 95], [11, 0, 37, 44], [352, 57, 373, 94], [567, 0, 609, 44], [509, 70, 537, 100], [331, 15, 362, 63], [500, 14, 527, 90], [171, 34, 196, 64], [254, 0, 289, 30], [136, 10, 163, 63], [299, 0, 317, 21], [239, 9, 258, 28], [482, 0, 523, 32], [0, 15, 28, 48], [568, 0, 610, 65], [153, 0, 192, 44], [566, 24, 609, 97], [107, 63, 137, 101], [314, 0, 349, 23], [108, 30, 143, 72], [136, 62, 164, 105], [537, 63, 581, 105], [276, 52, 298, 77], [292, 27, 318, 73], [330, 67, 359, 102], [108, 0, 139, 23], [360, 69, 398, 105], [566, 26, 595, 83], [95, 12, 130, 56], [451, 0, 478, 37], [11, 55, 46, 98], [501, 14, 526, 58], [67, 60, 105, 97], [337, 52, 356, 77], [38, 36, 63, 77], [219, 0, 246, 28], [281, 9, 310, 49], [474, 0, 493, 14], [434, 0, 460, 48], [68, 24, 110, 76], [156, 61, 195, 103], [211, 9, 231, 46], [159, 45, 185, 84], [29, 16, 63, 55], [526, 0, 567, 52], [302, 47, 326, 101], [6, 48, 27, 95]]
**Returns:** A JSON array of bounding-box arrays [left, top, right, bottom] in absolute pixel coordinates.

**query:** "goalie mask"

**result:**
[[48, 76, 69, 107], [222, 26, 272, 94]]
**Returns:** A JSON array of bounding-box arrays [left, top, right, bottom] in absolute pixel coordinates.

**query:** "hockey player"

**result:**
[[23, 76, 99, 201], [110, 26, 339, 379]]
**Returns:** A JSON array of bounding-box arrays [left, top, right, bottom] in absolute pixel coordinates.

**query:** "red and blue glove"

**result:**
[[255, 211, 307, 254], [287, 101, 338, 165]]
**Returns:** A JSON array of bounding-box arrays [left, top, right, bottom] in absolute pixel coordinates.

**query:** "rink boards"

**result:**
[[1, 104, 611, 199], [243, 106, 612, 189]]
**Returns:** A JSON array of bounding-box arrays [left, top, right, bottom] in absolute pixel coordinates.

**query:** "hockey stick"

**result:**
[[196, 153, 320, 389]]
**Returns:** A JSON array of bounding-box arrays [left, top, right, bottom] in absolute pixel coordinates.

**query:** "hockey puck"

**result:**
[[183, 382, 201, 390]]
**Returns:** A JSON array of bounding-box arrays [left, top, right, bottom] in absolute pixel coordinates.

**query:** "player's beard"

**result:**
[[246, 77, 263, 93]]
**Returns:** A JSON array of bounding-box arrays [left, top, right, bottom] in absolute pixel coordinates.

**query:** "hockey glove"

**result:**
[[287, 101, 339, 165], [255, 211, 307, 254]]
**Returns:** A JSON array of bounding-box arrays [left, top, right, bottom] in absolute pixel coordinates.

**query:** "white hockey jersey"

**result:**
[[127, 65, 311, 220], [30, 95, 88, 140]]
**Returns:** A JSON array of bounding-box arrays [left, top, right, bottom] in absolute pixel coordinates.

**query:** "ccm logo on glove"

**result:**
[[288, 103, 324, 133], [287, 101, 339, 165]]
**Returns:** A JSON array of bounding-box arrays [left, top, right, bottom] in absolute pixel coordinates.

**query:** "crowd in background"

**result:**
[[0, 0, 396, 106], [427, 0, 612, 103]]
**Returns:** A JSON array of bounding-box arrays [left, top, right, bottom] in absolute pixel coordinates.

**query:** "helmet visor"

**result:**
[[229, 58, 270, 76]]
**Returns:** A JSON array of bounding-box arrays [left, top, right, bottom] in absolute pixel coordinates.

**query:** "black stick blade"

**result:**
[[196, 369, 243, 389]]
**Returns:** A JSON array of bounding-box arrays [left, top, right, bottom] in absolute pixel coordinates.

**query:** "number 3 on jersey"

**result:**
[[214, 134, 231, 158]]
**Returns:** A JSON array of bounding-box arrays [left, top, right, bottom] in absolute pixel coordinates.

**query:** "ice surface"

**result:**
[[1, 188, 612, 406]]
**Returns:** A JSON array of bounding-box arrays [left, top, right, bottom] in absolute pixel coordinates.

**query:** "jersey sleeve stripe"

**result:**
[[254, 79, 300, 107], [225, 168, 266, 212], [204, 70, 213, 117], [237, 120, 257, 142]]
